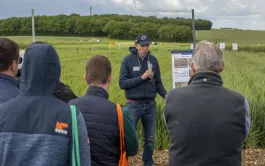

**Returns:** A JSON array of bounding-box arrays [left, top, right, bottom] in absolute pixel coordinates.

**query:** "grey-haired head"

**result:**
[[191, 40, 224, 73]]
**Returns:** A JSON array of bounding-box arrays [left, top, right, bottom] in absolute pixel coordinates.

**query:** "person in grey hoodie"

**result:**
[[0, 43, 91, 166]]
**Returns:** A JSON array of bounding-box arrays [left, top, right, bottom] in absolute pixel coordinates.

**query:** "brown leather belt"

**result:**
[[127, 99, 154, 104]]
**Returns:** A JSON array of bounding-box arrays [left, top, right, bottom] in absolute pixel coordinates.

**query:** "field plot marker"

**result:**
[[32, 9, 35, 42], [192, 9, 196, 49]]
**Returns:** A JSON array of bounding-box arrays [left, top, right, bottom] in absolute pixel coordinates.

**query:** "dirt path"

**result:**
[[129, 149, 265, 166]]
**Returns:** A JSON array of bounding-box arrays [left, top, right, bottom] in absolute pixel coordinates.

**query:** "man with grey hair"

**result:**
[[164, 40, 250, 166]]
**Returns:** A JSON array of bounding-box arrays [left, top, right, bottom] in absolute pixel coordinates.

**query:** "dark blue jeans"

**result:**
[[126, 101, 156, 166]]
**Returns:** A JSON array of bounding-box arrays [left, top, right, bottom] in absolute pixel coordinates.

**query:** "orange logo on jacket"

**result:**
[[55, 122, 68, 135]]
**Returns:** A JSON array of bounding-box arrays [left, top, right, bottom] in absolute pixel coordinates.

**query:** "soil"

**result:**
[[129, 149, 265, 166]]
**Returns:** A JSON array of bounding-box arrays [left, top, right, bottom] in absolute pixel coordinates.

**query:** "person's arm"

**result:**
[[244, 98, 251, 141], [122, 106, 138, 156], [57, 82, 78, 103], [154, 60, 167, 98], [119, 58, 143, 89], [74, 111, 91, 166]]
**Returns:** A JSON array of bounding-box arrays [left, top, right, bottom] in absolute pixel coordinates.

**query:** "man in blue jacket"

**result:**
[[69, 55, 138, 166], [0, 43, 91, 166], [0, 38, 20, 103], [119, 34, 167, 166]]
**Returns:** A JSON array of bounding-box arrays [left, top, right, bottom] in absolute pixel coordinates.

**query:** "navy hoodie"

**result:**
[[119, 47, 167, 101], [0, 44, 91, 166]]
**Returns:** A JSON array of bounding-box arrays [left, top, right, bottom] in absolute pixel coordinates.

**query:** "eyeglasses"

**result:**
[[18, 57, 22, 64]]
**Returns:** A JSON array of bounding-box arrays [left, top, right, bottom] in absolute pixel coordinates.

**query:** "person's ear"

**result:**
[[220, 62, 224, 72], [10, 60, 17, 71], [217, 62, 224, 74], [191, 62, 196, 74], [108, 74, 112, 83], [10, 60, 18, 77], [84, 74, 88, 84], [135, 44, 140, 50]]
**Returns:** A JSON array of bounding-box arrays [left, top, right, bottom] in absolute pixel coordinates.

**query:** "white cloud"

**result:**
[[1, 0, 265, 30], [104, 0, 265, 30]]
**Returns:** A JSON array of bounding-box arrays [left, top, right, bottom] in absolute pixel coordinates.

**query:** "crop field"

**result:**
[[2, 29, 265, 165], [196, 29, 265, 46]]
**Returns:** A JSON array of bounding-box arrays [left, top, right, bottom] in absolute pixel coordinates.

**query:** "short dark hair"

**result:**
[[85, 55, 112, 85], [0, 38, 19, 72]]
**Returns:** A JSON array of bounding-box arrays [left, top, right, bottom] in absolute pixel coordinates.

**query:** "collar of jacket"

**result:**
[[129, 47, 151, 57], [188, 71, 223, 86], [86, 86, 109, 99], [0, 73, 19, 88]]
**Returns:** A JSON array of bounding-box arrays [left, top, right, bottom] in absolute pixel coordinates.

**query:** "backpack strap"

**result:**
[[116, 104, 125, 157]]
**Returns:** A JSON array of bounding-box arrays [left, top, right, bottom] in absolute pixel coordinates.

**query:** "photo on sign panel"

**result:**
[[175, 82, 186, 88], [174, 58, 188, 68], [187, 58, 192, 68]]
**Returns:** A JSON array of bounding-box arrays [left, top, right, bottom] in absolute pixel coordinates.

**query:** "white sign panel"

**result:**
[[232, 43, 238, 50], [171, 50, 193, 88], [220, 42, 226, 49]]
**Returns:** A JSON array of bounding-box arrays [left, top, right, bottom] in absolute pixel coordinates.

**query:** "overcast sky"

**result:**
[[1, 0, 264, 30]]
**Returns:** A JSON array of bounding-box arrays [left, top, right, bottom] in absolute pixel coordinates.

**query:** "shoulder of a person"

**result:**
[[69, 94, 105, 106], [68, 98, 77, 105], [221, 86, 246, 100], [165, 86, 190, 99], [125, 53, 136, 60], [68, 96, 85, 106], [66, 101, 82, 116], [120, 54, 131, 64], [149, 54, 158, 62]]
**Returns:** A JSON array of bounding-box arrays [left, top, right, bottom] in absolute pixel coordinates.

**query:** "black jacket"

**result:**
[[119, 47, 167, 101], [69, 86, 138, 166], [164, 72, 246, 166], [56, 81, 77, 102]]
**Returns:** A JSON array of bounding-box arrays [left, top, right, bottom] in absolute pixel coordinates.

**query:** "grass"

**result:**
[[2, 33, 265, 150], [196, 29, 265, 46], [4, 29, 265, 46]]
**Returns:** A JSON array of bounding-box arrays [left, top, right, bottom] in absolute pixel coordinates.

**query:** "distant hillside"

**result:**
[[0, 14, 212, 42]]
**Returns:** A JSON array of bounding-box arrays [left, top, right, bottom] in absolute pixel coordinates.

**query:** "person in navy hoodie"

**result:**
[[119, 34, 167, 166], [0, 38, 20, 103], [16, 42, 78, 103], [0, 43, 91, 166]]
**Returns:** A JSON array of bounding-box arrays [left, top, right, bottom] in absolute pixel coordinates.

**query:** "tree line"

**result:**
[[0, 14, 213, 42]]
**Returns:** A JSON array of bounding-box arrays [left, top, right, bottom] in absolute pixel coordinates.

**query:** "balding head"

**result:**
[[191, 40, 224, 73]]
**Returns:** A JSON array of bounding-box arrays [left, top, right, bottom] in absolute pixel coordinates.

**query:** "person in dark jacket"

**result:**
[[0, 43, 91, 166], [0, 38, 20, 103], [56, 81, 78, 102], [164, 40, 250, 166], [119, 34, 167, 166], [69, 55, 138, 166]]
